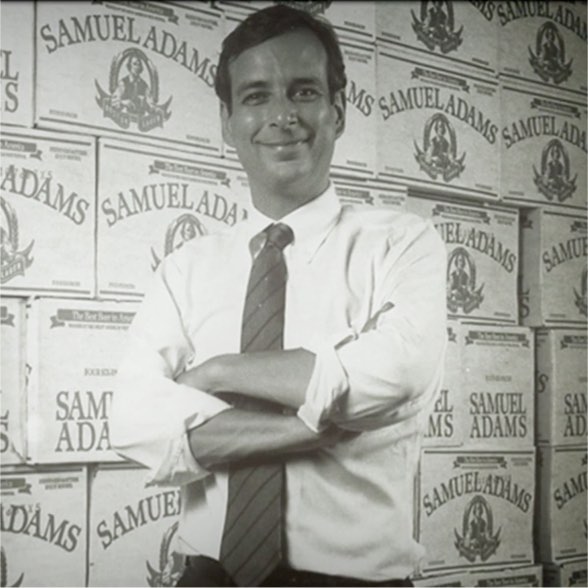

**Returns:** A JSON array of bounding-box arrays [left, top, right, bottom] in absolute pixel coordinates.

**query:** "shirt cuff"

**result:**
[[297, 332, 352, 432]]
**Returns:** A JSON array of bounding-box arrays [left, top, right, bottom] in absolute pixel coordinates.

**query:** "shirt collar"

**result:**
[[243, 183, 342, 263]]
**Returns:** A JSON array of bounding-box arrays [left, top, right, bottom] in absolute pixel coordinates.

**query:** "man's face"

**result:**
[[221, 28, 345, 213]]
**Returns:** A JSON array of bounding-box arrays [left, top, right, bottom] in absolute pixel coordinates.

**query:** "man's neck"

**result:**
[[250, 181, 328, 220]]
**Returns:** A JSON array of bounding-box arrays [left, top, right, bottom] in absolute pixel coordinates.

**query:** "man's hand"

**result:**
[[176, 357, 222, 392]]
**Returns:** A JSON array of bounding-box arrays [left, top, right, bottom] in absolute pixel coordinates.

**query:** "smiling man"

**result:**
[[111, 5, 447, 587]]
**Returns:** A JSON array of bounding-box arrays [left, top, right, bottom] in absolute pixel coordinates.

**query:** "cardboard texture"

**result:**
[[407, 195, 518, 324], [26, 297, 139, 464], [519, 208, 587, 327], [416, 449, 535, 574], [88, 464, 183, 587], [0, 465, 87, 587], [35, 1, 223, 154], [0, 297, 27, 465], [97, 137, 250, 300], [0, 127, 96, 297], [0, 0, 35, 127]]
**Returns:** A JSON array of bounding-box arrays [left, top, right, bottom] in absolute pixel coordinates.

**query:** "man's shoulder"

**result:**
[[339, 204, 434, 236]]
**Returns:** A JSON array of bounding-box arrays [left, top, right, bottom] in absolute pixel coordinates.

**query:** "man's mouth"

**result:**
[[260, 139, 308, 148]]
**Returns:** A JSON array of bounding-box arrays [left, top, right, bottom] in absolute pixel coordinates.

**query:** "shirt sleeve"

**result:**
[[298, 217, 447, 433], [110, 254, 232, 486]]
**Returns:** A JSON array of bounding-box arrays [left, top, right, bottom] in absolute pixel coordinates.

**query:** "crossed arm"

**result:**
[[177, 349, 348, 469]]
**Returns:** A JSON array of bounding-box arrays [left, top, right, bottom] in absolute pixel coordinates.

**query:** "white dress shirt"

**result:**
[[111, 183, 447, 581]]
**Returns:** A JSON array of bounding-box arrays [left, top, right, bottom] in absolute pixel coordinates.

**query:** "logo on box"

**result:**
[[0, 197, 34, 284]]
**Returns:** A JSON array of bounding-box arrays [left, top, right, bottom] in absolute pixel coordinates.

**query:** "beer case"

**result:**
[[406, 194, 519, 324], [497, 1, 587, 98], [97, 137, 250, 300], [536, 445, 588, 564], [0, 297, 27, 465], [376, 1, 498, 77], [415, 449, 535, 574], [412, 570, 472, 587], [35, 1, 223, 155], [519, 208, 587, 327], [88, 463, 184, 587], [0, 0, 34, 127], [331, 40, 376, 178], [469, 564, 543, 587], [460, 323, 534, 449], [377, 46, 500, 202], [332, 174, 406, 211], [543, 558, 588, 587], [0, 465, 87, 587], [422, 320, 464, 448], [0, 127, 96, 298], [26, 297, 139, 463], [535, 328, 587, 446], [500, 81, 587, 211]]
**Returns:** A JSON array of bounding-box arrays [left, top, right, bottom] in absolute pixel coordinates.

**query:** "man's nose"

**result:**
[[269, 96, 298, 128]]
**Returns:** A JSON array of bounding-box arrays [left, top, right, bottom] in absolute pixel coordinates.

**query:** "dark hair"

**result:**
[[215, 4, 347, 110]]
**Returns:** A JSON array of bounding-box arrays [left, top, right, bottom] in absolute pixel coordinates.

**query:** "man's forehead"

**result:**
[[228, 29, 328, 81]]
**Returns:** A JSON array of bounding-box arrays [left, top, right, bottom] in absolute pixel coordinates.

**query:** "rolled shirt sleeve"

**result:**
[[110, 254, 232, 486], [298, 218, 447, 432]]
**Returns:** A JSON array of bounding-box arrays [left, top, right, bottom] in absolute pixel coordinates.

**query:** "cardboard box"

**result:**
[[0, 0, 34, 127], [461, 324, 534, 449], [536, 445, 587, 563], [0, 127, 96, 298], [0, 297, 27, 465], [97, 137, 251, 300], [422, 320, 464, 447], [543, 558, 588, 587], [376, 1, 498, 76], [377, 47, 500, 202], [406, 195, 519, 324], [27, 297, 139, 463], [497, 1, 587, 97], [520, 208, 587, 327], [35, 1, 223, 154], [88, 463, 184, 587], [501, 81, 587, 211], [416, 449, 535, 574], [0, 465, 87, 587], [412, 570, 472, 586], [535, 328, 587, 446], [470, 564, 542, 587], [331, 40, 376, 177], [332, 174, 406, 211]]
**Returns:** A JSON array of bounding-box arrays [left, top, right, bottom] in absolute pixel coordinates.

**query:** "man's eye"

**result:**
[[242, 92, 268, 105], [294, 88, 320, 100]]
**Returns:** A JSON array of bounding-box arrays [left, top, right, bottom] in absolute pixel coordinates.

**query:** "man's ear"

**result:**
[[333, 89, 346, 139], [220, 101, 235, 148]]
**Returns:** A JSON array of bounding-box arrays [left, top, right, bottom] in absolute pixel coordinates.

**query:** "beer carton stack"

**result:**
[[499, 2, 588, 584], [1, 1, 587, 585]]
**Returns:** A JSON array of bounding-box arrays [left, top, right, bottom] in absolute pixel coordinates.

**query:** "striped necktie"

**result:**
[[220, 222, 294, 587]]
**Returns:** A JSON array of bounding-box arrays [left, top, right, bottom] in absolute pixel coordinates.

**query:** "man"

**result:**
[[111, 5, 446, 587]]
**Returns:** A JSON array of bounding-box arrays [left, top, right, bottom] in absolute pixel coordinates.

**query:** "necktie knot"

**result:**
[[264, 222, 294, 251]]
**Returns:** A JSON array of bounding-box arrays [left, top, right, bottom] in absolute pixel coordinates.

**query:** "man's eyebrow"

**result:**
[[235, 77, 324, 95]]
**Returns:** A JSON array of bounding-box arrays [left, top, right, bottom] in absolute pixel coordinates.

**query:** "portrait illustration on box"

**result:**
[[446, 247, 484, 314], [574, 266, 587, 317], [533, 138, 577, 203], [0, 546, 24, 587], [0, 196, 34, 285], [151, 213, 207, 270], [529, 22, 573, 85], [146, 522, 185, 587], [95, 48, 172, 132], [411, 0, 463, 54], [414, 113, 466, 182], [454, 495, 501, 563]]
